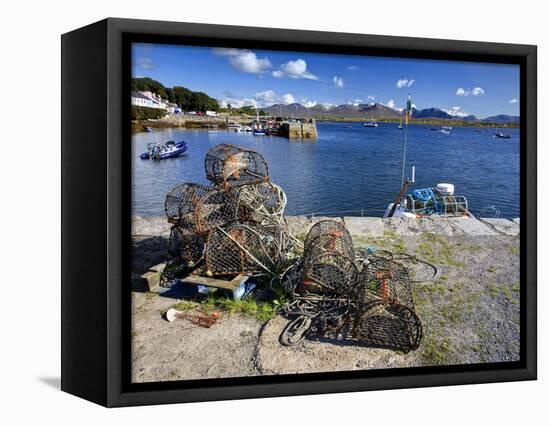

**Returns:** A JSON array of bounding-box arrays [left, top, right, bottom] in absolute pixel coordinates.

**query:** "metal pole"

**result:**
[[400, 120, 409, 188]]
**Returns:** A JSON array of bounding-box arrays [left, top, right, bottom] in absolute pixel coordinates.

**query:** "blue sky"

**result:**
[[132, 43, 520, 118]]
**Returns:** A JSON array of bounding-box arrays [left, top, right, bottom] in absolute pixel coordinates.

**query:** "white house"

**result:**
[[131, 91, 169, 110], [131, 91, 155, 108]]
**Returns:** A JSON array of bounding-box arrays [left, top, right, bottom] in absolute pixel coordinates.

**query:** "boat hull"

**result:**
[[140, 141, 187, 160]]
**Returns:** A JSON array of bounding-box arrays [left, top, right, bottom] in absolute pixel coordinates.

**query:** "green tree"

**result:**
[[238, 105, 257, 115], [132, 78, 219, 112], [131, 77, 167, 98]]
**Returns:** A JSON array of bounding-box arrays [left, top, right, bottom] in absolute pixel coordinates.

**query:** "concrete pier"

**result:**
[[280, 119, 318, 139]]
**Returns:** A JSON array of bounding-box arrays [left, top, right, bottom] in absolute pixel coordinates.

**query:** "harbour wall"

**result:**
[[280, 120, 318, 139], [132, 215, 520, 238]]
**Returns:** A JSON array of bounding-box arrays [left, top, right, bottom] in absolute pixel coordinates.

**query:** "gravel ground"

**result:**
[[131, 215, 520, 382]]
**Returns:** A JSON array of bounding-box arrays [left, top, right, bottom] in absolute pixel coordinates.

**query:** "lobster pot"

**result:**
[[359, 258, 414, 308], [304, 220, 355, 259], [164, 183, 238, 233], [204, 144, 269, 188], [204, 223, 283, 276], [167, 226, 207, 265], [301, 251, 359, 295], [353, 259, 422, 351], [351, 300, 422, 352], [304, 230, 356, 263], [439, 195, 469, 216], [236, 182, 287, 223]]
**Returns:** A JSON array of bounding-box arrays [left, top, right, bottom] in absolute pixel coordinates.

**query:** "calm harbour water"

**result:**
[[132, 122, 520, 218]]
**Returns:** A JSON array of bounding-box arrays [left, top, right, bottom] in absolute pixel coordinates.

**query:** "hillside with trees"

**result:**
[[132, 77, 219, 112]]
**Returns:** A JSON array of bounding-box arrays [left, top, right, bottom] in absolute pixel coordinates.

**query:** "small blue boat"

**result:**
[[140, 141, 187, 160]]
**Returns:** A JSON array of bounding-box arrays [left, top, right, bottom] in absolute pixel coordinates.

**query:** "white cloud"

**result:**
[[212, 48, 272, 74], [321, 103, 335, 109], [212, 48, 243, 57], [282, 93, 296, 104], [272, 59, 318, 80], [386, 99, 397, 110], [333, 76, 344, 88], [367, 95, 375, 101], [444, 106, 469, 117], [347, 65, 361, 71], [471, 87, 485, 96], [136, 57, 154, 70], [456, 87, 485, 96], [509, 98, 518, 104], [254, 90, 276, 104], [223, 91, 312, 108], [396, 78, 415, 88]]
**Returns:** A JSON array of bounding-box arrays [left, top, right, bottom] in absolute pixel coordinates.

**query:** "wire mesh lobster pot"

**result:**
[[351, 258, 422, 351], [304, 220, 356, 261], [300, 251, 359, 296], [204, 144, 269, 188], [297, 220, 357, 295], [236, 182, 287, 224], [164, 183, 238, 233], [204, 223, 283, 276], [167, 226, 208, 265]]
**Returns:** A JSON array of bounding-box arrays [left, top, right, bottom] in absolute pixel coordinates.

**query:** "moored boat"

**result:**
[[140, 141, 187, 160], [227, 123, 244, 132], [385, 95, 474, 219], [384, 182, 474, 218], [364, 122, 378, 128], [494, 132, 512, 139]]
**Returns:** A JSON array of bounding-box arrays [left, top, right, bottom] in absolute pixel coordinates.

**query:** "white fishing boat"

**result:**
[[227, 122, 244, 132], [384, 95, 474, 218], [364, 122, 378, 128], [384, 180, 474, 218]]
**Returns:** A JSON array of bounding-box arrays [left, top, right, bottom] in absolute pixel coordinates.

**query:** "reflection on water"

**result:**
[[132, 122, 520, 218]]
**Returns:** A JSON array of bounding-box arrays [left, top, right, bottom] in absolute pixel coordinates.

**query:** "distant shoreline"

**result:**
[[314, 117, 519, 128], [132, 116, 518, 134]]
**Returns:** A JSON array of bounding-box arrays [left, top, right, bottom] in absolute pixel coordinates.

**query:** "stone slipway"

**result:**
[[131, 215, 520, 382]]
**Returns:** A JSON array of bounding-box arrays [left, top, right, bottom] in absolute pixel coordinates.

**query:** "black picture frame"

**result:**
[[61, 17, 537, 407]]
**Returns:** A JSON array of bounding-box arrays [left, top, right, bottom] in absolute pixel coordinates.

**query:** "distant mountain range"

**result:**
[[261, 102, 519, 124]]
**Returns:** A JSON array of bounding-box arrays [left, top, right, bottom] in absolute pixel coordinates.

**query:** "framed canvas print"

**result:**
[[61, 18, 537, 407]]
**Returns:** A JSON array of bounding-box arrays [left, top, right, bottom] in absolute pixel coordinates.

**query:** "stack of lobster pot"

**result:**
[[293, 219, 422, 352], [164, 143, 290, 279]]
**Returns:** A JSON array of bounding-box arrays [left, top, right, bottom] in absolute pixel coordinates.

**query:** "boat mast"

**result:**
[[400, 94, 412, 187]]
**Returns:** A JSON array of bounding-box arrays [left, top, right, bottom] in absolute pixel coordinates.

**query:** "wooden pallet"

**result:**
[[180, 274, 250, 299]]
